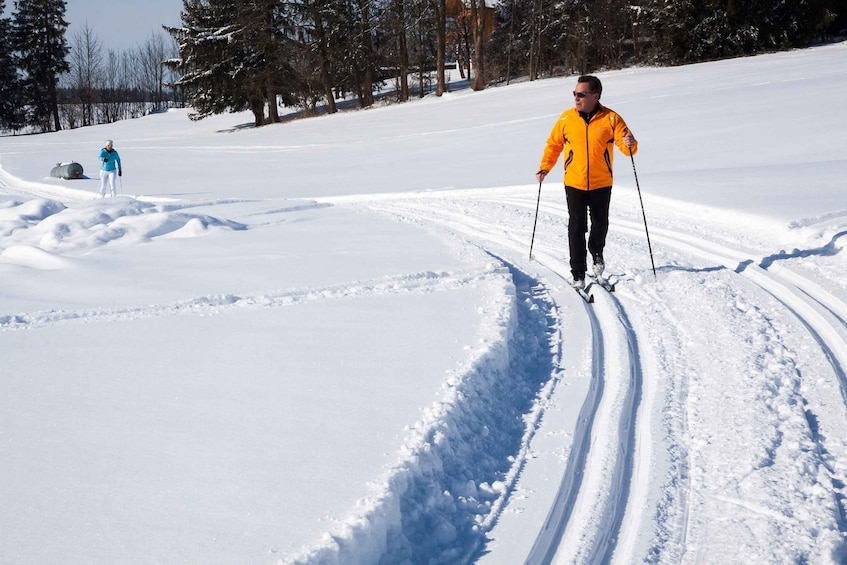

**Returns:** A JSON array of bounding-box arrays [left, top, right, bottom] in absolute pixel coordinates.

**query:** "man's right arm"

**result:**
[[537, 116, 567, 181]]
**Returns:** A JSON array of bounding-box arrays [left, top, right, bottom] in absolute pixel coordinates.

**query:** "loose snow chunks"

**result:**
[[50, 162, 84, 180]]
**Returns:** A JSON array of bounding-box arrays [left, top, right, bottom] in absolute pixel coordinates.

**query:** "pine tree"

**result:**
[[238, 0, 295, 123], [12, 0, 70, 132], [0, 0, 24, 131], [166, 0, 244, 122], [167, 0, 296, 126]]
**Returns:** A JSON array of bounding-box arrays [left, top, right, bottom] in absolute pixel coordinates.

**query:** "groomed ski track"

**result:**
[[348, 189, 654, 564], [321, 184, 847, 564]]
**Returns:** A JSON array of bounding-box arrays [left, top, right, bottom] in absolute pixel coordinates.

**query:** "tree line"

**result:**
[[168, 0, 843, 126], [0, 0, 180, 133], [1, 0, 844, 133]]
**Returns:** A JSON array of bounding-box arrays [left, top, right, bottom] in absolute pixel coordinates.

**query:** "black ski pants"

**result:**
[[565, 186, 612, 279]]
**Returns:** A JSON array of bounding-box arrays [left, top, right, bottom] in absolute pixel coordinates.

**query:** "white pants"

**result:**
[[100, 170, 117, 197]]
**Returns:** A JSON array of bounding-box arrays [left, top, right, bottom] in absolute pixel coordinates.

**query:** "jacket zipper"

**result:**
[[584, 119, 590, 190]]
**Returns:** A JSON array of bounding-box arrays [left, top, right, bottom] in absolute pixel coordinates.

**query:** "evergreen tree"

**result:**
[[167, 0, 299, 126], [12, 0, 70, 132], [0, 0, 24, 131], [166, 0, 245, 122], [230, 0, 286, 123]]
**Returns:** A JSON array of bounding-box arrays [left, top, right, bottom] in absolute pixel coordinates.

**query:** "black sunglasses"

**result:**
[[573, 91, 595, 98]]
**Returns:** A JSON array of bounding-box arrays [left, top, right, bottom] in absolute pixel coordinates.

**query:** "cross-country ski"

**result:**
[[589, 274, 616, 292], [573, 282, 595, 303]]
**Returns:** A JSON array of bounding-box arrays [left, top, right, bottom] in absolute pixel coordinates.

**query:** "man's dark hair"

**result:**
[[577, 75, 602, 97]]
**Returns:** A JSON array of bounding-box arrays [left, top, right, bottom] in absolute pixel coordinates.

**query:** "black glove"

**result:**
[[103, 157, 108, 162], [118, 170, 122, 177]]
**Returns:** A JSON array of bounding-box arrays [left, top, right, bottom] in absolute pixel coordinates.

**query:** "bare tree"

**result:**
[[99, 50, 126, 123], [137, 31, 169, 112], [68, 22, 102, 126], [161, 32, 183, 108]]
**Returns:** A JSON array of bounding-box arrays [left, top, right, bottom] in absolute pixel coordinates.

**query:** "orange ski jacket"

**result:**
[[538, 104, 637, 191]]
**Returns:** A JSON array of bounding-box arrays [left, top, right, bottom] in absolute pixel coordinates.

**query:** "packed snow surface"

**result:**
[[1, 42, 846, 564]]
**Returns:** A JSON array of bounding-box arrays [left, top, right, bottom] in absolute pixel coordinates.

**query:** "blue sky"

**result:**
[[4, 0, 183, 52]]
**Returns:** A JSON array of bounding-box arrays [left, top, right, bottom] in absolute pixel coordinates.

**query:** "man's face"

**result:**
[[573, 82, 599, 113]]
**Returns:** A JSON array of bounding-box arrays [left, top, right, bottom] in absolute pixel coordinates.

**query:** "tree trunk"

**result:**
[[528, 0, 542, 80], [266, 80, 280, 123], [49, 79, 61, 131], [250, 97, 266, 127], [358, 0, 376, 107], [312, 9, 338, 114], [505, 0, 515, 84], [434, 0, 447, 95], [470, 0, 485, 90], [396, 0, 410, 102]]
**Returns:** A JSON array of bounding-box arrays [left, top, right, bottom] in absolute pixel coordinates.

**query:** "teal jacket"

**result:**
[[99, 148, 122, 172]]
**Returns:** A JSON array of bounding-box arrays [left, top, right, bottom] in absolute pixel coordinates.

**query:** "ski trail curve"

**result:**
[[329, 186, 847, 563], [350, 194, 646, 564]]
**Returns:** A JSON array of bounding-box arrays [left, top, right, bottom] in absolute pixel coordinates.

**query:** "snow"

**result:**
[[1, 41, 847, 564]]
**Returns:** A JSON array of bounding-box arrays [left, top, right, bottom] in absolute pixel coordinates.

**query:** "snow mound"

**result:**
[[0, 196, 246, 258], [0, 198, 67, 235], [0, 244, 73, 270]]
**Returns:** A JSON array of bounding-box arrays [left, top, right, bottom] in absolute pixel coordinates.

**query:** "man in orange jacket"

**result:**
[[536, 75, 637, 289]]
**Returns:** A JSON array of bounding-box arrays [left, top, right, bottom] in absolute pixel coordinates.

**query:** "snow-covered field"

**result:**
[[1, 42, 846, 564]]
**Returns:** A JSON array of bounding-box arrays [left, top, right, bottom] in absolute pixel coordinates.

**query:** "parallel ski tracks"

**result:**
[[496, 194, 847, 554], [360, 190, 847, 563], [361, 196, 647, 564]]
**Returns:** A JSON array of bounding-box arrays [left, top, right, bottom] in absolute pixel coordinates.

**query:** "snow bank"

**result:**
[[287, 264, 563, 563]]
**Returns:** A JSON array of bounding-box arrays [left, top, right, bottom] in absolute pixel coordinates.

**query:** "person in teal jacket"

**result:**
[[99, 140, 122, 197]]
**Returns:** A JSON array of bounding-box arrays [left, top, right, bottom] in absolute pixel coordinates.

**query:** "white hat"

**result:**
[[105, 139, 113, 147]]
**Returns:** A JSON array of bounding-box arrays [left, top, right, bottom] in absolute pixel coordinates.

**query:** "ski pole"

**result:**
[[629, 152, 657, 279], [529, 178, 543, 260]]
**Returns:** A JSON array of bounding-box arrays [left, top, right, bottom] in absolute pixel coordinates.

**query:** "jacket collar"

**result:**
[[578, 103, 604, 123]]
